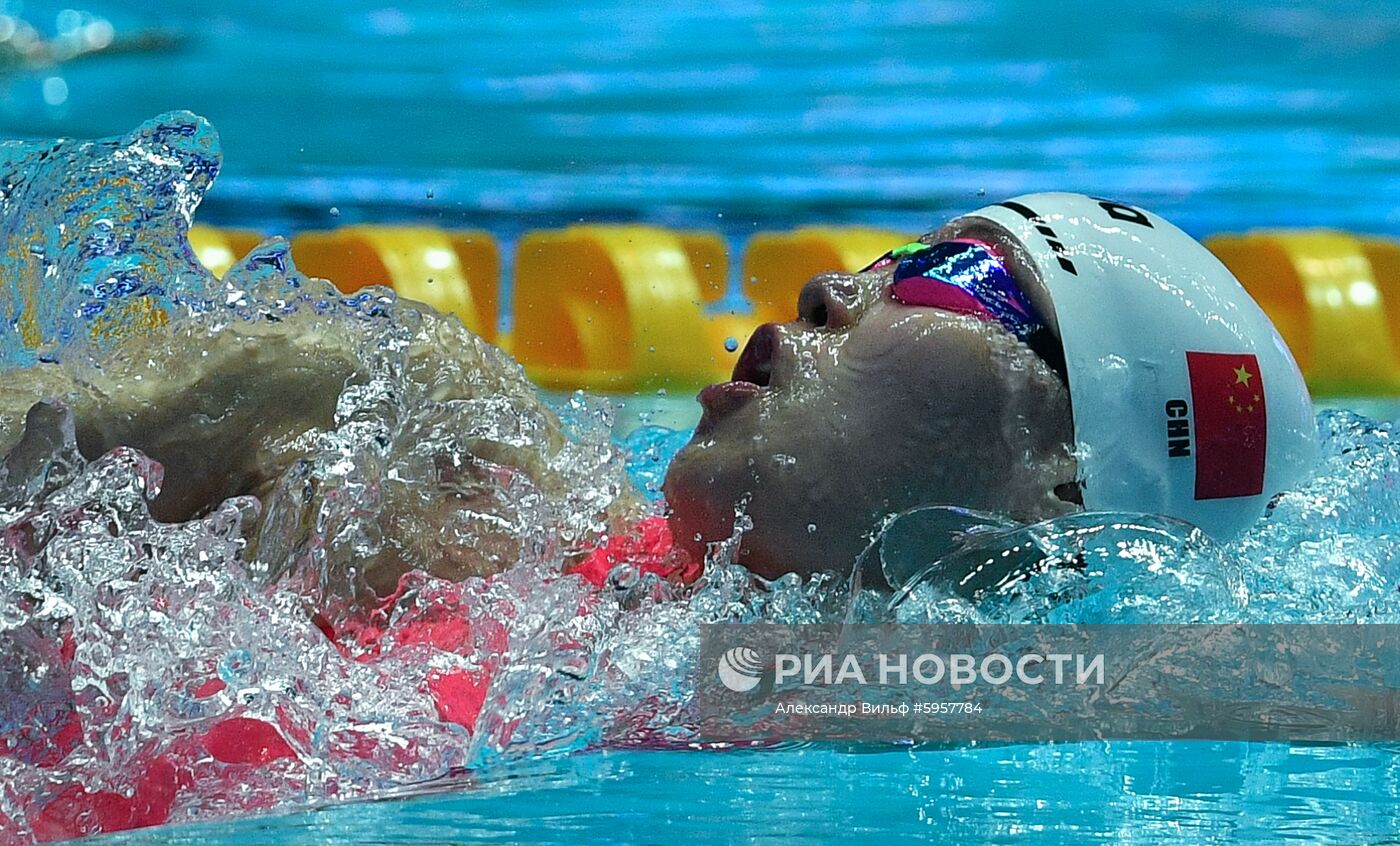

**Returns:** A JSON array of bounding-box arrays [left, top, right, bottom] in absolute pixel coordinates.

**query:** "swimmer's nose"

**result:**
[[797, 273, 860, 330]]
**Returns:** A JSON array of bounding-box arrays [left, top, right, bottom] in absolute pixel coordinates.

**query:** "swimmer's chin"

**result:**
[[663, 455, 838, 582]]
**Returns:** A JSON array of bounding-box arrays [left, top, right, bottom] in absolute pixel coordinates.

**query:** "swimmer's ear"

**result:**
[[1053, 480, 1084, 507]]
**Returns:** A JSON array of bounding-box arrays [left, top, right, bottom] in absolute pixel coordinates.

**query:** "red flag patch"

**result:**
[[1186, 351, 1267, 500]]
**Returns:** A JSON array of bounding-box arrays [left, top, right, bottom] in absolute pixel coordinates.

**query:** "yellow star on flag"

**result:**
[[1234, 365, 1253, 386]]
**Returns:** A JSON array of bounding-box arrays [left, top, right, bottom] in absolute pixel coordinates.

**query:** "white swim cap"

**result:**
[[936, 192, 1317, 540]]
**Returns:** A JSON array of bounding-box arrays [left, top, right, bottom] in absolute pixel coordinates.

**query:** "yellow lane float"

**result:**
[[187, 225, 263, 279], [173, 223, 1400, 398], [514, 225, 752, 392], [678, 230, 728, 305], [1207, 230, 1400, 396], [291, 226, 500, 342], [742, 227, 915, 323]]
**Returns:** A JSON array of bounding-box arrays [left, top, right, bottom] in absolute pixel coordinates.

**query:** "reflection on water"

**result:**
[[0, 1, 1396, 235]]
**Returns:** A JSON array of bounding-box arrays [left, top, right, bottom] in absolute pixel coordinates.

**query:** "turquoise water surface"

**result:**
[[3, 0, 1399, 242], [96, 744, 1400, 845]]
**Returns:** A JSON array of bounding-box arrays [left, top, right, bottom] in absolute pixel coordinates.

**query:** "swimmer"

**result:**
[[0, 188, 1317, 597], [665, 193, 1317, 579]]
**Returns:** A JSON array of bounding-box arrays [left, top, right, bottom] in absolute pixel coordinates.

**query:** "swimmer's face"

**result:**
[[663, 236, 1079, 580]]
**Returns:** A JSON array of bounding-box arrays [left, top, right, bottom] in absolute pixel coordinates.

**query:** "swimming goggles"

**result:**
[[864, 239, 1067, 382]]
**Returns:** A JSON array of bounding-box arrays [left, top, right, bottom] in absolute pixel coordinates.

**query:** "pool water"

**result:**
[[92, 743, 1400, 845], [2, 2, 1400, 844], [3, 0, 1399, 240]]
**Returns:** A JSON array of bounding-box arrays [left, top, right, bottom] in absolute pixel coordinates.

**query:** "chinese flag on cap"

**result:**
[[1187, 351, 1268, 500]]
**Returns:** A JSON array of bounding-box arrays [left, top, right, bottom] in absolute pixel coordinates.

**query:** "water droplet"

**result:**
[[41, 76, 68, 107], [977, 188, 986, 197], [425, 188, 435, 200], [648, 345, 656, 353], [329, 206, 340, 217], [656, 388, 667, 396], [724, 337, 738, 352], [807, 523, 817, 534]]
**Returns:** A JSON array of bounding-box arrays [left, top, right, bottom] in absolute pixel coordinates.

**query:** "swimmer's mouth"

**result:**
[[695, 323, 778, 432], [731, 323, 776, 388]]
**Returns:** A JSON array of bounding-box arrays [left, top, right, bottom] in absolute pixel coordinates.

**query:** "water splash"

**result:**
[[0, 113, 819, 843], [619, 424, 693, 502], [5, 396, 1400, 841], [2, 113, 1400, 844], [0, 111, 220, 366], [865, 409, 1400, 626], [0, 394, 826, 842]]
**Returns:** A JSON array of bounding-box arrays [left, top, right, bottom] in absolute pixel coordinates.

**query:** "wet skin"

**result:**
[[663, 236, 1080, 580]]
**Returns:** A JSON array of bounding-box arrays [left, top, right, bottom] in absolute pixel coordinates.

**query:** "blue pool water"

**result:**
[[2, 0, 1399, 242], [2, 2, 1400, 844], [93, 743, 1400, 845]]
